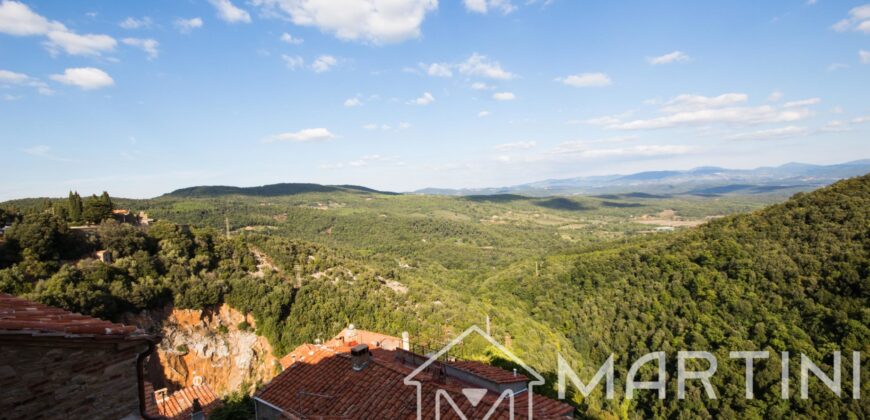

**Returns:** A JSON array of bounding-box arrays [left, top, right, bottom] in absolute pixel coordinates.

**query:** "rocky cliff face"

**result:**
[[129, 304, 280, 396]]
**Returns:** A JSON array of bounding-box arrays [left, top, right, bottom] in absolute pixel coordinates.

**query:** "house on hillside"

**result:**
[[113, 209, 138, 224], [0, 293, 159, 419], [256, 325, 574, 419], [95, 249, 113, 264]]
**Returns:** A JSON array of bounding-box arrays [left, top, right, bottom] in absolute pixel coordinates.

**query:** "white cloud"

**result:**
[[0, 69, 52, 95], [558, 73, 612, 87], [471, 82, 493, 90], [282, 54, 305, 70], [581, 115, 623, 126], [250, 0, 437, 44], [344, 97, 363, 107], [208, 0, 251, 23], [122, 38, 159, 59], [463, 0, 516, 14], [280, 32, 303, 44], [174, 17, 204, 33], [320, 154, 403, 169], [409, 91, 435, 105], [494, 141, 536, 151], [577, 145, 693, 158], [861, 49, 870, 64], [458, 53, 516, 80], [586, 93, 817, 131], [45, 30, 116, 56], [426, 62, 453, 77], [614, 106, 811, 130], [22, 145, 73, 161], [3, 93, 20, 101], [832, 4, 870, 33], [827, 62, 849, 71], [767, 90, 783, 102], [119, 17, 152, 29], [265, 128, 336, 143], [647, 51, 690, 65], [492, 92, 515, 101], [0, 0, 64, 36], [50, 67, 114, 90], [0, 69, 29, 84], [783, 97, 820, 108], [523, 141, 692, 161], [821, 115, 870, 132], [0, 1, 117, 56], [478, 110, 490, 118], [660, 93, 748, 112], [725, 126, 810, 141], [363, 122, 411, 131], [311, 55, 337, 72]]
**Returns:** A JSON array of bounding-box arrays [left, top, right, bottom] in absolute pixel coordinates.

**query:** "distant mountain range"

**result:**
[[161, 160, 870, 200], [414, 160, 870, 197], [166, 183, 399, 198]]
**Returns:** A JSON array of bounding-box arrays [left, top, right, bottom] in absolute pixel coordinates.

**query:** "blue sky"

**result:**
[[1, 0, 869, 199]]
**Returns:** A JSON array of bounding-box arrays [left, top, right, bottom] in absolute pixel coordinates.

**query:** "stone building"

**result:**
[[0, 293, 158, 419]]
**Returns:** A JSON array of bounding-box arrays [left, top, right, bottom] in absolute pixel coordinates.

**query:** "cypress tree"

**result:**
[[68, 191, 83, 223]]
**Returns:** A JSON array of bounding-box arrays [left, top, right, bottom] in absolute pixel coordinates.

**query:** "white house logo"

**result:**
[[403, 325, 544, 420]]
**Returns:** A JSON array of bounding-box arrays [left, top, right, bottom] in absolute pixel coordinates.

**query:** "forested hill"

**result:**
[[165, 183, 397, 198], [490, 174, 869, 418]]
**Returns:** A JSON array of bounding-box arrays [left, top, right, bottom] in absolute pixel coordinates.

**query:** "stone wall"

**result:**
[[0, 338, 147, 420]]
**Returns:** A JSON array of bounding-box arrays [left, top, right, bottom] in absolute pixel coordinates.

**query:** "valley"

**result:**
[[0, 171, 867, 418]]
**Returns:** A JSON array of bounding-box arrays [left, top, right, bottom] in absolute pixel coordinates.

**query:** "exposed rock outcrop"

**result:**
[[128, 304, 280, 396]]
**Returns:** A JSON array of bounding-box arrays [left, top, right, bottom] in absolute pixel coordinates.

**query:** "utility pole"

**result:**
[[535, 261, 540, 277], [486, 315, 491, 336], [225, 216, 230, 239]]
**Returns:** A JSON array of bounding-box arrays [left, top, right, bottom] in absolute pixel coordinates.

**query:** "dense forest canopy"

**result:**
[[0, 175, 867, 418]]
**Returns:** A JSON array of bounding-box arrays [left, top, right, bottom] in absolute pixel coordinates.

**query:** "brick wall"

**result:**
[[0, 338, 148, 420]]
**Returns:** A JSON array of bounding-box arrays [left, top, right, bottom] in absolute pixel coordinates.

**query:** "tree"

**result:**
[[97, 220, 148, 258], [68, 191, 83, 223], [83, 193, 113, 224], [100, 191, 113, 211], [4, 212, 70, 260]]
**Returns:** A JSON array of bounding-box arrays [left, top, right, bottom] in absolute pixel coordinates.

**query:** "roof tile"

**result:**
[[0, 293, 152, 341]]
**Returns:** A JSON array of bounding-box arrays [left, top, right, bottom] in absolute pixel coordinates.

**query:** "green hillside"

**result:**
[[482, 174, 869, 418], [0, 175, 867, 418]]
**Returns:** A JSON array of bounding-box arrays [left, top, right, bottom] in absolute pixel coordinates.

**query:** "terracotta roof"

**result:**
[[0, 293, 152, 341], [279, 343, 323, 369], [327, 327, 404, 350], [280, 328, 405, 369], [259, 344, 574, 419], [451, 360, 529, 384], [113, 209, 131, 215], [155, 384, 222, 420]]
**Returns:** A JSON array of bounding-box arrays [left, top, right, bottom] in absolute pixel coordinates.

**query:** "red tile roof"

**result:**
[[280, 328, 405, 369], [155, 384, 222, 420], [451, 360, 529, 384], [327, 327, 404, 350], [258, 344, 574, 419], [0, 293, 153, 341]]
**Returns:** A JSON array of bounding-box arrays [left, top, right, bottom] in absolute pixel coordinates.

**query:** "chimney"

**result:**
[[350, 344, 370, 371], [402, 331, 410, 351], [191, 398, 204, 420]]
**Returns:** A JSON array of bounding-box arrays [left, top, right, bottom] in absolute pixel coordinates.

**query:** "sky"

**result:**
[[1, 0, 870, 200]]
